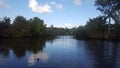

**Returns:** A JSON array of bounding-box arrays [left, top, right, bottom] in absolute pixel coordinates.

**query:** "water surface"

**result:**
[[0, 36, 120, 68]]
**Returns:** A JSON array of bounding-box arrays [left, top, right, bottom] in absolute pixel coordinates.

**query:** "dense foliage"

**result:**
[[0, 16, 46, 38], [46, 25, 76, 36], [0, 16, 75, 38], [75, 0, 120, 40]]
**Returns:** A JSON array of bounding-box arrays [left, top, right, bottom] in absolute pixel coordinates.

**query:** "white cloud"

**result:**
[[55, 23, 75, 28], [50, 1, 63, 9], [74, 0, 82, 6], [63, 23, 73, 28], [28, 51, 49, 66], [0, 0, 9, 8], [28, 0, 52, 14]]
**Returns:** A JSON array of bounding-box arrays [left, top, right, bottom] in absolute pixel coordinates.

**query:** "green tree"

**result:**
[[85, 16, 106, 39], [46, 25, 57, 36], [75, 26, 88, 39], [12, 16, 31, 37], [0, 16, 11, 37], [29, 17, 46, 36]]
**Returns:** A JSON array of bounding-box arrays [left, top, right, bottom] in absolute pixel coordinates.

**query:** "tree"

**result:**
[[46, 25, 57, 36], [29, 17, 46, 36], [13, 16, 26, 27], [85, 16, 107, 39], [12, 16, 31, 37], [95, 0, 120, 39], [95, 0, 120, 32], [75, 26, 88, 39], [2, 16, 11, 28], [0, 16, 11, 37]]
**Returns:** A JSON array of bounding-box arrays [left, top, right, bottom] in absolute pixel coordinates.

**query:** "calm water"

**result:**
[[0, 36, 120, 68]]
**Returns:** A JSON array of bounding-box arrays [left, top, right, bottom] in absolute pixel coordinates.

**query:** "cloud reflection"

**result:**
[[28, 51, 49, 66]]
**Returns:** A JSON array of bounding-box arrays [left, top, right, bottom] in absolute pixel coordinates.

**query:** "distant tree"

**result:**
[[12, 16, 31, 37], [75, 26, 88, 39], [28, 17, 46, 36], [46, 25, 57, 36], [13, 16, 26, 27], [2, 16, 11, 28], [0, 16, 11, 29], [85, 16, 107, 39], [0, 16, 11, 37]]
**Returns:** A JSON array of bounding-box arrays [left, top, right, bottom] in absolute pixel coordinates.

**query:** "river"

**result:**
[[0, 36, 120, 68]]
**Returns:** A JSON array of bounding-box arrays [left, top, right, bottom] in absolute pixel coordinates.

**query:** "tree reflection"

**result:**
[[0, 37, 55, 59], [0, 43, 9, 58], [84, 40, 120, 68]]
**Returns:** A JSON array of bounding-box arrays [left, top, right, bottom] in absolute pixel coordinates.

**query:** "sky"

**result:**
[[0, 0, 101, 28]]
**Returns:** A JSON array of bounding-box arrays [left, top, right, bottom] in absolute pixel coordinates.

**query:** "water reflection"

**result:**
[[0, 45, 9, 64], [84, 40, 120, 68], [0, 36, 120, 68], [28, 51, 49, 66], [53, 36, 73, 45], [0, 44, 9, 58], [0, 38, 53, 59]]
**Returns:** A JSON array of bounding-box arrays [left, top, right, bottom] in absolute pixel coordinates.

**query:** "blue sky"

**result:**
[[0, 0, 101, 28]]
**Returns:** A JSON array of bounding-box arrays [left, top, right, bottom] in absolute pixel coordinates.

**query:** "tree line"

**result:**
[[0, 16, 75, 38], [75, 0, 120, 40], [0, 16, 46, 38]]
